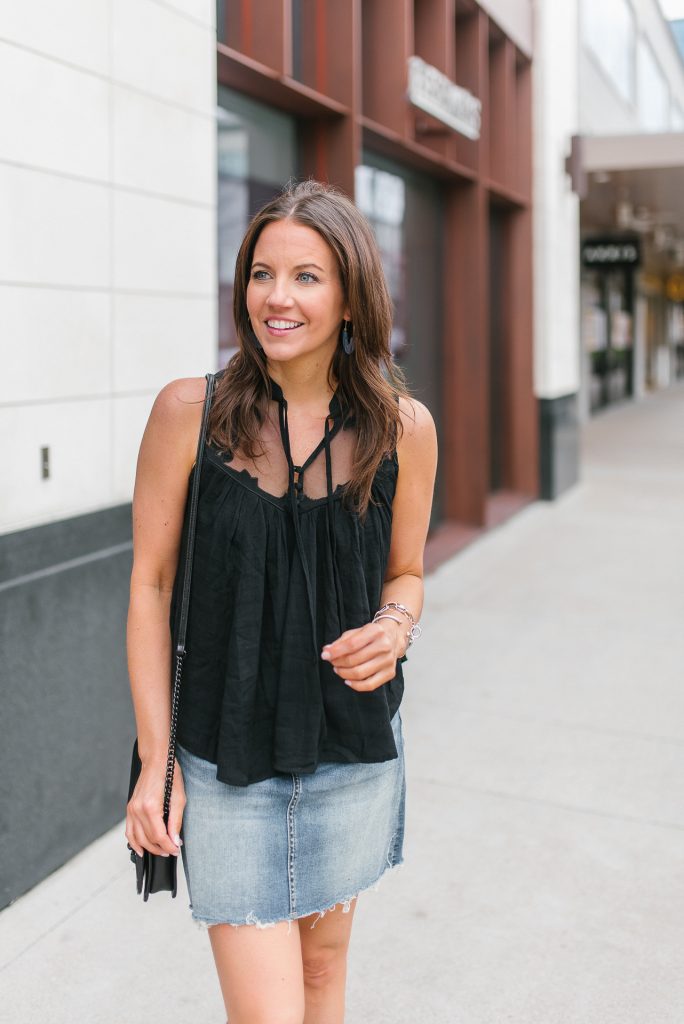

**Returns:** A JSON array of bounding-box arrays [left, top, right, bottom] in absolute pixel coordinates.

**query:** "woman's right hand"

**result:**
[[125, 757, 186, 858]]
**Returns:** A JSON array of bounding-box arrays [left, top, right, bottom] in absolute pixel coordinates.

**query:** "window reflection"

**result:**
[[216, 87, 298, 366], [355, 165, 408, 358]]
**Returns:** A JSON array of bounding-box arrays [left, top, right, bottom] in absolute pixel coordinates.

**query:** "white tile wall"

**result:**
[[0, 0, 217, 535], [112, 83, 215, 203], [112, 0, 215, 113], [113, 190, 215, 295], [0, 399, 112, 533], [0, 0, 110, 75], [0, 41, 109, 182], [0, 164, 110, 288], [153, 0, 216, 29], [0, 287, 111, 404], [111, 392, 159, 503], [113, 293, 215, 392], [533, 0, 581, 401]]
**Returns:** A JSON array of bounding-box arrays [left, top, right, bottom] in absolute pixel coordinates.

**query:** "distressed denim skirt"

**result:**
[[175, 708, 405, 931]]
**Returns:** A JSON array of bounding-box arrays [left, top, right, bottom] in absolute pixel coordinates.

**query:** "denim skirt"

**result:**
[[175, 708, 405, 930]]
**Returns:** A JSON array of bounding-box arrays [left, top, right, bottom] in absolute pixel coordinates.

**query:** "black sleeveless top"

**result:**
[[171, 368, 406, 787]]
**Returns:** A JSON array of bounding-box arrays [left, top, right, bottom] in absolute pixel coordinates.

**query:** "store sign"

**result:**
[[407, 56, 481, 140], [581, 238, 641, 269]]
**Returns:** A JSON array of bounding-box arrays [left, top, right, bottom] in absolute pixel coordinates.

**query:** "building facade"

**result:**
[[215, 0, 538, 546], [0, 0, 216, 908], [574, 0, 684, 417]]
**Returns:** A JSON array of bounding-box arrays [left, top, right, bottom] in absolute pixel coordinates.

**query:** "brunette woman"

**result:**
[[125, 179, 437, 1024]]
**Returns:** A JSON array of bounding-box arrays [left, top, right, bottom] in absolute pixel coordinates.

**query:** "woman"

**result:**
[[125, 179, 437, 1024]]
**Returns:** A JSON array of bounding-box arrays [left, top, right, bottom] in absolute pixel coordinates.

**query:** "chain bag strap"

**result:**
[[127, 371, 216, 900], [163, 370, 216, 820]]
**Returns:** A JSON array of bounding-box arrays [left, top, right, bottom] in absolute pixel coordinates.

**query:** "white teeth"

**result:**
[[267, 319, 303, 329]]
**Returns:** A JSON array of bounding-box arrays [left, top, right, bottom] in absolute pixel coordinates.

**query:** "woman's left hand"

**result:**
[[321, 620, 406, 691]]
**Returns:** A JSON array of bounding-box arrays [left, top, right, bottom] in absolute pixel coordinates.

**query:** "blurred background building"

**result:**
[[1, 0, 683, 907], [572, 0, 684, 417]]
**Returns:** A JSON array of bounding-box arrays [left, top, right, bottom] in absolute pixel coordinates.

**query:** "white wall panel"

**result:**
[[112, 84, 215, 203], [533, 0, 581, 400], [113, 293, 216, 391], [113, 191, 215, 294], [477, 0, 533, 58], [0, 287, 110, 404], [0, 399, 111, 533], [156, 0, 216, 28], [112, 0, 215, 113], [0, 42, 109, 182], [0, 0, 109, 75], [111, 393, 158, 502], [0, 165, 109, 287], [1, 0, 217, 534]]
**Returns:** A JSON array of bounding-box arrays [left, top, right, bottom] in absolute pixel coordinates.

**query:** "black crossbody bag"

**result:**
[[126, 372, 216, 900]]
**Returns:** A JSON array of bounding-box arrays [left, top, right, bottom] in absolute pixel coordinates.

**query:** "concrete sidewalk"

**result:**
[[3, 384, 684, 1023]]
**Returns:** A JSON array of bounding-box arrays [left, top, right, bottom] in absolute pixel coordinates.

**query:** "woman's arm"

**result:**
[[321, 396, 438, 689], [125, 376, 205, 857]]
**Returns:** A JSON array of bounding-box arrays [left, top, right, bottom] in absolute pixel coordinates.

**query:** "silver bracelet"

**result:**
[[376, 601, 416, 627], [373, 613, 404, 627], [372, 604, 423, 648]]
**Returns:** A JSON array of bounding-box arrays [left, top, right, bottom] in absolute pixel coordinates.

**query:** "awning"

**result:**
[[567, 132, 684, 269]]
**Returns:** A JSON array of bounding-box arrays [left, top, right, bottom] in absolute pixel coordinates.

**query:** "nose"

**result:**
[[266, 277, 295, 309]]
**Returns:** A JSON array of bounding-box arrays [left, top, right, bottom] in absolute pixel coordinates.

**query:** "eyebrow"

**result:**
[[251, 261, 327, 273]]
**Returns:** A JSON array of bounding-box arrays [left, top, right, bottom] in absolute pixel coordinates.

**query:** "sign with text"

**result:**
[[407, 56, 481, 140], [581, 238, 641, 269]]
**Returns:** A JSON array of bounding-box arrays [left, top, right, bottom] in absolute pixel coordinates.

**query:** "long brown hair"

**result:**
[[208, 178, 413, 520]]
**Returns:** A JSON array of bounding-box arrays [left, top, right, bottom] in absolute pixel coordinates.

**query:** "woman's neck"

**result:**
[[266, 361, 338, 416]]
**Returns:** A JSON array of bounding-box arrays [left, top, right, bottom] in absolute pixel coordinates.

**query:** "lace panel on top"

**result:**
[[209, 400, 357, 501]]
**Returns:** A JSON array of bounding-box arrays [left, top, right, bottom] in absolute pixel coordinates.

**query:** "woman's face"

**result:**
[[246, 219, 350, 370]]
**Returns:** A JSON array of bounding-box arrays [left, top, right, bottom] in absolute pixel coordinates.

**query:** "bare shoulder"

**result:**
[[131, 376, 211, 590], [152, 376, 209, 425], [147, 376, 209, 466], [136, 375, 210, 495], [396, 394, 438, 452]]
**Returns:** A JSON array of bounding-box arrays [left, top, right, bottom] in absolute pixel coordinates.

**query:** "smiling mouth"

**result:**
[[265, 319, 304, 330]]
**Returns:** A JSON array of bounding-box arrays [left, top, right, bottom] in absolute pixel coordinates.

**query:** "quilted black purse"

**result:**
[[126, 372, 216, 900]]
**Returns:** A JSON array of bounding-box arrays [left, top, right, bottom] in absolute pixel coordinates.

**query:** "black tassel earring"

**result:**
[[341, 320, 354, 355]]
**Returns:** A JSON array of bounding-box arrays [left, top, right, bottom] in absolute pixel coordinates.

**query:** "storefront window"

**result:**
[[355, 165, 407, 359], [217, 86, 298, 366], [582, 268, 634, 411], [356, 154, 444, 521], [581, 0, 635, 105]]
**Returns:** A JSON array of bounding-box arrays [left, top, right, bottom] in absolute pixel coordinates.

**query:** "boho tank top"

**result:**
[[171, 368, 406, 787]]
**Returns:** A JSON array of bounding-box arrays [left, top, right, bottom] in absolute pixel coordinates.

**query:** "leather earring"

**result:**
[[341, 320, 354, 355]]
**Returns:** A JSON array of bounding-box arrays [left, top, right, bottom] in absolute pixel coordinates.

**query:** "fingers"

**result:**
[[322, 622, 391, 666], [166, 770, 186, 853], [332, 652, 391, 682], [341, 667, 397, 692], [127, 806, 178, 857], [321, 623, 398, 692], [321, 624, 375, 663], [126, 766, 184, 857]]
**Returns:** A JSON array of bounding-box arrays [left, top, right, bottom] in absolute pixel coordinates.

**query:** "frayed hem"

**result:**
[[303, 857, 404, 930], [191, 910, 285, 933], [188, 856, 405, 933]]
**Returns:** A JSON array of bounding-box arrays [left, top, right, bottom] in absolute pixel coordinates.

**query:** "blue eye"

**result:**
[[251, 269, 270, 280], [298, 272, 318, 283]]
